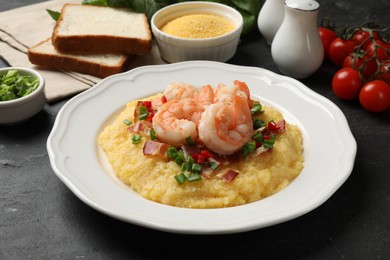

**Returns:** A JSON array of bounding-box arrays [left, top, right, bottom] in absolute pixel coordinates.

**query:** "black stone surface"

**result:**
[[1, 0, 390, 259]]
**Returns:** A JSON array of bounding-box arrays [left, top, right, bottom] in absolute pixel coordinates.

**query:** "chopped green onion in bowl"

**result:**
[[0, 67, 45, 125], [0, 69, 40, 101]]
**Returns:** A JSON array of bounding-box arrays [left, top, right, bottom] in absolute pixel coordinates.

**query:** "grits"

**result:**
[[98, 93, 304, 209]]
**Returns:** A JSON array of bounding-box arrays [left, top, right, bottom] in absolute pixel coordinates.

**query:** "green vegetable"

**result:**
[[149, 129, 156, 140], [252, 132, 263, 143], [81, 0, 262, 36], [187, 173, 202, 182], [138, 105, 149, 120], [132, 134, 142, 144], [174, 172, 187, 185], [185, 136, 195, 145], [250, 102, 264, 115], [46, 9, 61, 21], [191, 163, 202, 173], [253, 118, 265, 130], [242, 141, 256, 157], [0, 70, 40, 101], [167, 147, 185, 165], [83, 0, 109, 6], [123, 119, 132, 125], [209, 161, 219, 170], [263, 138, 275, 149]]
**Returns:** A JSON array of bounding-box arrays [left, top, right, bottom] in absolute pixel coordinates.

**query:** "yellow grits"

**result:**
[[98, 94, 304, 209], [161, 14, 235, 39]]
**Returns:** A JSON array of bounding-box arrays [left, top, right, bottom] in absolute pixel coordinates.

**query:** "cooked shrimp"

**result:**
[[152, 99, 205, 147], [214, 80, 251, 104], [196, 84, 215, 106], [198, 95, 253, 155], [163, 82, 199, 101]]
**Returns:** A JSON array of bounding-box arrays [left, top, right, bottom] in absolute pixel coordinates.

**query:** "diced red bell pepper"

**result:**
[[263, 134, 271, 140], [267, 121, 279, 132], [200, 149, 213, 160], [146, 111, 155, 122]]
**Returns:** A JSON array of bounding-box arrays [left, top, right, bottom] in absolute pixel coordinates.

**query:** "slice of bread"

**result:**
[[52, 4, 152, 55], [28, 38, 131, 78]]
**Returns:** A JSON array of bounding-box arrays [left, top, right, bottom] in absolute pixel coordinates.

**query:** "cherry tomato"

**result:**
[[375, 61, 390, 85], [342, 50, 377, 79], [318, 27, 337, 60], [332, 68, 363, 100], [352, 30, 379, 49], [359, 80, 390, 112], [366, 40, 389, 61], [329, 37, 359, 66]]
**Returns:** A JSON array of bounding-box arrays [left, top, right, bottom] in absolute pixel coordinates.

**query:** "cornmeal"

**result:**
[[98, 94, 304, 208], [161, 14, 235, 39]]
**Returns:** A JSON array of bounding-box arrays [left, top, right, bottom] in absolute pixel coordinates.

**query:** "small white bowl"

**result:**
[[151, 1, 243, 63], [0, 67, 45, 125]]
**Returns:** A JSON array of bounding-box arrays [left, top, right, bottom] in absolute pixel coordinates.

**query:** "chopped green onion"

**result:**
[[123, 119, 132, 125], [252, 132, 263, 143], [263, 139, 275, 149], [253, 118, 265, 130], [150, 129, 156, 140], [0, 69, 40, 101], [167, 147, 178, 158], [250, 102, 264, 115], [132, 134, 142, 144], [242, 141, 256, 157], [187, 156, 195, 164], [175, 150, 185, 165], [191, 163, 202, 173], [209, 161, 219, 170], [187, 173, 202, 182], [167, 147, 185, 165], [138, 113, 148, 120], [181, 162, 192, 172], [137, 106, 149, 120], [174, 172, 187, 185], [185, 136, 196, 145], [139, 105, 148, 114]]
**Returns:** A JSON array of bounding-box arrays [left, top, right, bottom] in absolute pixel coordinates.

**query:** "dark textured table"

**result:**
[[1, 1, 390, 259]]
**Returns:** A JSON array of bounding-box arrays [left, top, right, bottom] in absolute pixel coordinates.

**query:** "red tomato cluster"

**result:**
[[319, 27, 390, 112]]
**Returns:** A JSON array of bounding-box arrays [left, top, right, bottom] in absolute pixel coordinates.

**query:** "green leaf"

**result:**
[[46, 9, 61, 21], [82, 0, 108, 6]]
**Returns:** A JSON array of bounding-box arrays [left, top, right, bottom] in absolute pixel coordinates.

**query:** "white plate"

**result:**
[[47, 61, 356, 234]]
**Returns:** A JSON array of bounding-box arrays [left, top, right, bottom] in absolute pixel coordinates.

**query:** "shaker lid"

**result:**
[[285, 0, 320, 11]]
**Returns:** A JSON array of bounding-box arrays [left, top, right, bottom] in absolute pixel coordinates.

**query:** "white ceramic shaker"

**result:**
[[271, 0, 324, 79], [257, 0, 285, 45]]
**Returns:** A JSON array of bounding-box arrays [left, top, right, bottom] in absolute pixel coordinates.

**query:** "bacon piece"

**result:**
[[219, 169, 239, 183], [128, 121, 151, 134], [143, 140, 170, 159], [181, 145, 200, 158], [276, 119, 286, 133], [201, 165, 214, 179]]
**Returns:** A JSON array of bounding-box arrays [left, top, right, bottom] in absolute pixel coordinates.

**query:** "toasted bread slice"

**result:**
[[52, 4, 152, 55], [28, 38, 131, 78]]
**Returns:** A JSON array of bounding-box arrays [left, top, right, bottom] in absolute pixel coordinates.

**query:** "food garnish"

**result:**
[[127, 82, 286, 185], [0, 70, 39, 101]]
